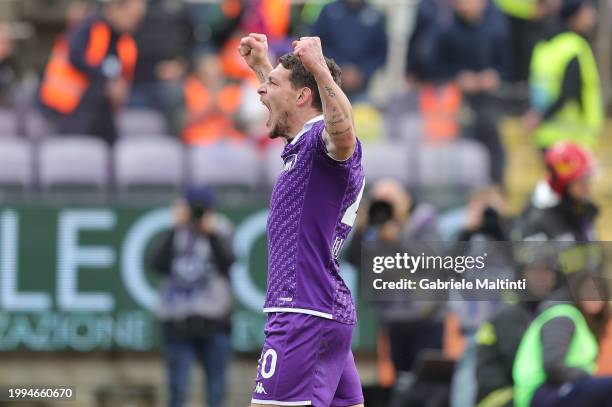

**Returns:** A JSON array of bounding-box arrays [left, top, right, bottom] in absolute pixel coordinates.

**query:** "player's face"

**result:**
[[258, 65, 296, 139]]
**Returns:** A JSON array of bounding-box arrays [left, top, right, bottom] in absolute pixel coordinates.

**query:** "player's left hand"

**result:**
[[292, 37, 328, 76]]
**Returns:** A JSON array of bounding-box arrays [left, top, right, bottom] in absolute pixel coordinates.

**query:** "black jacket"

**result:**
[[519, 197, 598, 242]]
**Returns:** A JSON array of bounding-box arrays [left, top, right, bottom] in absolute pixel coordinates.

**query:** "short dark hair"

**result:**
[[278, 53, 342, 112]]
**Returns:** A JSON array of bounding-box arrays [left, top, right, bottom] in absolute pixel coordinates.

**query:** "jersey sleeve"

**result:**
[[311, 121, 362, 167]]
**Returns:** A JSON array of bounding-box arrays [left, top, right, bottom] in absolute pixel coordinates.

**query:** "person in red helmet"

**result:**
[[517, 141, 598, 242]]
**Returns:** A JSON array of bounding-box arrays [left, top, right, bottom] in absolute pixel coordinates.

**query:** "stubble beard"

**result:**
[[269, 111, 291, 140]]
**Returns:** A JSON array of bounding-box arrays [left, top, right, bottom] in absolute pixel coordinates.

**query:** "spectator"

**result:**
[[0, 22, 17, 108], [38, 0, 146, 144], [518, 141, 598, 242], [150, 188, 235, 407], [475, 246, 559, 407], [128, 0, 193, 133], [495, 0, 561, 83], [513, 272, 611, 407], [406, 0, 454, 84], [311, 0, 388, 100], [434, 0, 511, 185], [346, 179, 445, 399], [524, 0, 603, 151], [181, 53, 247, 146]]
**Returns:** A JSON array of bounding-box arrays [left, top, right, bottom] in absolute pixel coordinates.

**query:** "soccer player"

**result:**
[[239, 33, 366, 407]]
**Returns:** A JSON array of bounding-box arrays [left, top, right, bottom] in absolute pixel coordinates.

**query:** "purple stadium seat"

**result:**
[[114, 136, 184, 189], [0, 137, 33, 188], [38, 136, 110, 189], [25, 109, 55, 139], [0, 109, 18, 137], [417, 139, 490, 188], [189, 142, 260, 188], [117, 109, 167, 137], [362, 142, 415, 186]]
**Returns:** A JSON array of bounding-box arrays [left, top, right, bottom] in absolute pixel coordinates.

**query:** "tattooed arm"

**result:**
[[293, 37, 356, 161], [238, 33, 274, 84]]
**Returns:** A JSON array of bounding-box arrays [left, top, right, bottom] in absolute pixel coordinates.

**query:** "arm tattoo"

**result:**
[[256, 69, 266, 83], [329, 126, 352, 136], [327, 117, 347, 126], [324, 86, 336, 98]]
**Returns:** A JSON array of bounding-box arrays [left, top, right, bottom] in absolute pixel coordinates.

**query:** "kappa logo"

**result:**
[[254, 382, 268, 395], [283, 154, 298, 172]]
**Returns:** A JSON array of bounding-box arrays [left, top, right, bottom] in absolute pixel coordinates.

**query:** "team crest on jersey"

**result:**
[[254, 382, 268, 395], [283, 154, 298, 172]]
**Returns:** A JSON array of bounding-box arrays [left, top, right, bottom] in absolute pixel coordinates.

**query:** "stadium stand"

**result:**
[[0, 108, 17, 136], [114, 135, 185, 190], [117, 108, 168, 138], [0, 136, 34, 188], [362, 142, 416, 186], [38, 135, 110, 190], [189, 142, 260, 189]]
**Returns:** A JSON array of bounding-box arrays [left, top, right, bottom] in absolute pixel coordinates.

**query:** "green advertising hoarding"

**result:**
[[0, 204, 377, 352]]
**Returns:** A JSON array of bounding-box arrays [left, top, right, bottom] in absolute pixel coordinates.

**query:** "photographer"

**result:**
[[150, 187, 235, 407]]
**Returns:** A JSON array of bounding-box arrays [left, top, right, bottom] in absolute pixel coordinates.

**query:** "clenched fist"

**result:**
[[238, 33, 271, 72], [292, 37, 328, 77]]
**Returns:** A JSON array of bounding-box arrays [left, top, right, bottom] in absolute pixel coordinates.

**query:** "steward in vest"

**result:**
[[513, 272, 611, 407], [475, 247, 559, 407], [38, 0, 146, 144], [525, 0, 603, 151], [494, 0, 558, 83], [182, 53, 246, 146]]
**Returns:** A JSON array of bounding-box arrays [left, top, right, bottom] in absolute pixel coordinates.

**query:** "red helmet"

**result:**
[[545, 142, 596, 195]]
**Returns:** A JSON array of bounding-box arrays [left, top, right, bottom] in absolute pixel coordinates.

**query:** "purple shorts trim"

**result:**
[[251, 312, 364, 407]]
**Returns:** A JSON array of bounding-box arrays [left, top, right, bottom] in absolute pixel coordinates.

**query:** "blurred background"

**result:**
[[0, 0, 612, 406]]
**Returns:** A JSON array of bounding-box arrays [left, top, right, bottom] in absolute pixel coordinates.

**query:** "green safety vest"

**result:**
[[512, 304, 598, 407], [529, 32, 603, 149], [495, 0, 538, 19]]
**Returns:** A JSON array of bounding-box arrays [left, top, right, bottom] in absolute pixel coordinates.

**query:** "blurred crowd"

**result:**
[[0, 0, 605, 187], [0, 0, 606, 186], [0, 0, 611, 406], [351, 140, 611, 407]]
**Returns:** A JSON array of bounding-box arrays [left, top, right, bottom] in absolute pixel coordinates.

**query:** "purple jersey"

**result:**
[[264, 115, 365, 324]]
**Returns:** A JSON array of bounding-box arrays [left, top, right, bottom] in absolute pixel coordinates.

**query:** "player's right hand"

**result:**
[[238, 33, 269, 70]]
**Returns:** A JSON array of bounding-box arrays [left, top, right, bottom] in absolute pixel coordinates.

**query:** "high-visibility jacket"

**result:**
[[182, 76, 245, 146], [220, 0, 290, 82], [39, 20, 137, 114], [513, 304, 598, 407], [220, 36, 260, 83], [530, 32, 603, 149], [420, 83, 462, 142], [494, 0, 538, 20], [241, 0, 290, 40]]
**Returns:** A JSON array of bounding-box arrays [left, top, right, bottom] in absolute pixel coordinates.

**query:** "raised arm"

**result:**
[[238, 33, 274, 84], [293, 37, 356, 161]]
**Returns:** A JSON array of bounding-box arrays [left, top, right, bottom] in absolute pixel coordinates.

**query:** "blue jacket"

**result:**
[[434, 3, 511, 81], [311, 0, 387, 84]]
